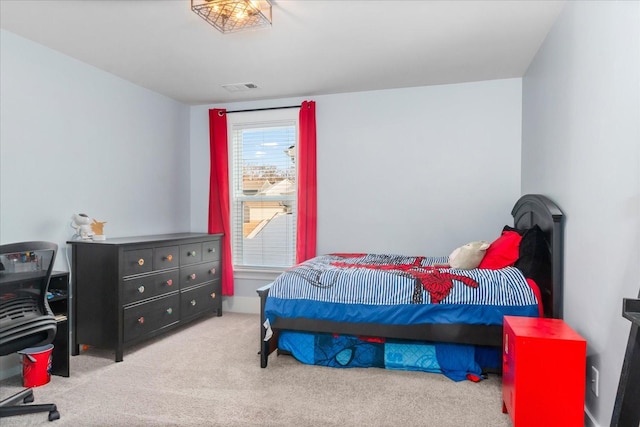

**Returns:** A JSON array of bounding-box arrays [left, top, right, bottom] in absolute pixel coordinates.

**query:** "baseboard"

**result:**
[[584, 406, 601, 427], [0, 354, 22, 382], [222, 296, 260, 315]]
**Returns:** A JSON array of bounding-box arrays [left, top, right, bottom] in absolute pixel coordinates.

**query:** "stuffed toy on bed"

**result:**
[[448, 241, 490, 270]]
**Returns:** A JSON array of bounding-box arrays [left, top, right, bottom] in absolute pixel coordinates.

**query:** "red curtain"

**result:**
[[296, 100, 317, 264], [208, 109, 234, 296]]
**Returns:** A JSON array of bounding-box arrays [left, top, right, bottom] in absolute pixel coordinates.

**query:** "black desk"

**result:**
[[48, 272, 70, 377]]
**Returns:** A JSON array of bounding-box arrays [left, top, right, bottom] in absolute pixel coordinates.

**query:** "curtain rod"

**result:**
[[225, 105, 300, 114]]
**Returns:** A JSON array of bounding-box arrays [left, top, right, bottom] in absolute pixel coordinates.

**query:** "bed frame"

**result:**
[[257, 194, 564, 368]]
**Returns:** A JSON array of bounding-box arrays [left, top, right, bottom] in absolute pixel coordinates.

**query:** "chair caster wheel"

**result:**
[[48, 410, 60, 421]]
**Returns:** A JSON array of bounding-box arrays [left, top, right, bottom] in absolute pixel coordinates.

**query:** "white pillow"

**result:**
[[448, 241, 490, 270]]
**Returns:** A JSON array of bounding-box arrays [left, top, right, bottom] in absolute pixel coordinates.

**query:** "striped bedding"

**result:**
[[264, 253, 540, 327]]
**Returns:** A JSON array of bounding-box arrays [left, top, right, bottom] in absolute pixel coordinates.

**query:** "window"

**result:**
[[228, 109, 298, 269]]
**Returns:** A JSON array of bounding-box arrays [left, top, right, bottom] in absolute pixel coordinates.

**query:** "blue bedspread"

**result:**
[[265, 253, 540, 327]]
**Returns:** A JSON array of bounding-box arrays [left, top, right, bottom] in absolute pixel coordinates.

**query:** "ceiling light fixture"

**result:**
[[191, 0, 272, 34]]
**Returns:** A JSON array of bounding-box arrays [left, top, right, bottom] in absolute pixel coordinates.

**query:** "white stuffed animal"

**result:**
[[448, 241, 490, 270], [71, 213, 94, 240]]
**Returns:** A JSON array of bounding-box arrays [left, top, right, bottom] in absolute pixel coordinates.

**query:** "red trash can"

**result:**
[[19, 344, 54, 387]]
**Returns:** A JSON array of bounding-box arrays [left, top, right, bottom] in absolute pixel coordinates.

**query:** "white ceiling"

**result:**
[[0, 0, 565, 106]]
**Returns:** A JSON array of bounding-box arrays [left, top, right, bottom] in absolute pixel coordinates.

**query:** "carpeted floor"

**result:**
[[0, 312, 512, 426]]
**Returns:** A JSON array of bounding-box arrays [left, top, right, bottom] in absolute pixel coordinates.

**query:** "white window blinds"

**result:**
[[229, 113, 298, 269]]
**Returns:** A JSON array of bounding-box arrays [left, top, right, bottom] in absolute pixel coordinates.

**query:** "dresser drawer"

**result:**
[[153, 245, 179, 271], [122, 270, 180, 305], [123, 249, 153, 276], [179, 261, 220, 288], [123, 293, 180, 342], [180, 281, 221, 320], [180, 243, 202, 265], [202, 240, 220, 262]]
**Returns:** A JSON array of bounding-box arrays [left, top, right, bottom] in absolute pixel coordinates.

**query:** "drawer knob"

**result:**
[[189, 250, 197, 257], [138, 316, 145, 324], [166, 308, 173, 315], [165, 254, 173, 262], [138, 285, 145, 294], [138, 258, 145, 266], [190, 299, 197, 306], [189, 273, 197, 280], [166, 279, 173, 286], [210, 268, 216, 275], [208, 248, 215, 253], [211, 292, 216, 299]]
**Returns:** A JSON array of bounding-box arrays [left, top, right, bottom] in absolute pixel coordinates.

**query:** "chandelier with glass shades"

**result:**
[[191, 0, 272, 34]]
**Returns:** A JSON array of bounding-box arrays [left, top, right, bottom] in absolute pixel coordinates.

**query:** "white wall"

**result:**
[[0, 30, 192, 377], [0, 30, 192, 273], [190, 78, 524, 307], [522, 2, 640, 426]]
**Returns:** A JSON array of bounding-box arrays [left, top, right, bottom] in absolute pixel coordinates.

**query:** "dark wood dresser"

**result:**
[[68, 233, 223, 362]]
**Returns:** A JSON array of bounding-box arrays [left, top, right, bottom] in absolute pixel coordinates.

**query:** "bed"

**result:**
[[257, 194, 564, 380]]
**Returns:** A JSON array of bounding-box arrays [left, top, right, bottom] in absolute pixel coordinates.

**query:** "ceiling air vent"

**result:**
[[221, 82, 260, 92]]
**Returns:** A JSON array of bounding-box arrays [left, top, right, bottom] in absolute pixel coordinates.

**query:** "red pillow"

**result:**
[[478, 230, 522, 269]]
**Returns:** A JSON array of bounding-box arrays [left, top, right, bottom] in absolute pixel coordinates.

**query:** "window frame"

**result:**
[[226, 108, 299, 272]]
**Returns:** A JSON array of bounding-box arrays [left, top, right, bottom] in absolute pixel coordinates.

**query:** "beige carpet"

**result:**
[[0, 312, 512, 426]]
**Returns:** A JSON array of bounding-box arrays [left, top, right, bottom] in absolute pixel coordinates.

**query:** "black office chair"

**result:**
[[0, 241, 60, 422]]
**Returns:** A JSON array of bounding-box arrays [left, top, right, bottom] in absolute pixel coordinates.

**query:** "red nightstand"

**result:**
[[502, 316, 586, 426]]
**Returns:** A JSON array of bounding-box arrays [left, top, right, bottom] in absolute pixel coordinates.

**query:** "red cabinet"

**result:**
[[502, 316, 586, 426]]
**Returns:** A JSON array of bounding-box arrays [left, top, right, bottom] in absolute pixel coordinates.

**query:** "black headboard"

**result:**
[[511, 194, 564, 319]]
